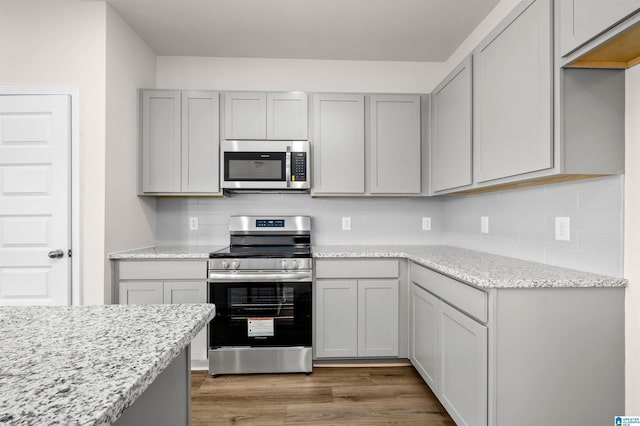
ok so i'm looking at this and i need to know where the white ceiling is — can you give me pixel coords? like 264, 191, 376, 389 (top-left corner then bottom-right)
105, 0, 501, 62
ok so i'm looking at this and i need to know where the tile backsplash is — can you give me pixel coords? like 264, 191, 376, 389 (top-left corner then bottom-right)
444, 175, 624, 276
155, 175, 624, 277
156, 194, 447, 246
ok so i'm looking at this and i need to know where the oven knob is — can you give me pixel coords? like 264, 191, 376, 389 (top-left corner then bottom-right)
231, 260, 240, 269
290, 260, 299, 269
281, 260, 289, 270
222, 260, 230, 269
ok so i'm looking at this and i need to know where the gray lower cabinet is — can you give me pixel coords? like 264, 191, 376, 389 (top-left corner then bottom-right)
409, 261, 623, 426
410, 270, 488, 426
223, 91, 308, 140
439, 302, 487, 426
116, 260, 208, 364
558, 0, 640, 57
430, 55, 473, 194
315, 259, 399, 358
140, 89, 220, 195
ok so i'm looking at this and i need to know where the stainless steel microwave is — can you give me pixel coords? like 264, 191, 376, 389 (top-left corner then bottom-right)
221, 140, 310, 191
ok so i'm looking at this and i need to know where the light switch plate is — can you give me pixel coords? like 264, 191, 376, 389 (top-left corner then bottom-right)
189, 216, 199, 231
342, 217, 352, 231
422, 217, 431, 231
481, 216, 489, 234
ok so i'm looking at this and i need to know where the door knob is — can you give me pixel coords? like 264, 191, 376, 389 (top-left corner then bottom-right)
48, 249, 64, 259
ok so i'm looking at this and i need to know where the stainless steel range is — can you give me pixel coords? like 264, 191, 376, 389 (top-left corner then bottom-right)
207, 216, 312, 376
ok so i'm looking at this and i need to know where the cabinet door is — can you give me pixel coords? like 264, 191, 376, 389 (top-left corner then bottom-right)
559, 0, 640, 56
440, 303, 488, 426
474, 0, 552, 183
411, 284, 440, 392
141, 90, 181, 193
312, 94, 365, 194
164, 281, 208, 362
119, 281, 164, 305
358, 280, 399, 357
267, 93, 308, 140
181, 91, 220, 193
369, 95, 421, 194
431, 56, 473, 193
315, 279, 358, 357
224, 92, 267, 140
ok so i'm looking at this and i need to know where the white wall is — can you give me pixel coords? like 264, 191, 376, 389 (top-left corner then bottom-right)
625, 65, 640, 414
104, 5, 157, 302
0, 0, 107, 304
157, 56, 443, 93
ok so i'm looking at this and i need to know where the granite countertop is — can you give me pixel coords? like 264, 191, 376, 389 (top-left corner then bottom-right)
109, 244, 626, 289
108, 245, 226, 260
0, 303, 215, 426
313, 245, 627, 289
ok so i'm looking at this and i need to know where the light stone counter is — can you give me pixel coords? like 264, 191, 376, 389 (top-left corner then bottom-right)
0, 303, 215, 425
313, 245, 626, 288
108, 244, 626, 289
108, 245, 226, 260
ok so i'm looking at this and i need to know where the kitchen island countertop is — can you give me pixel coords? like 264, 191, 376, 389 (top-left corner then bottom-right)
0, 303, 215, 425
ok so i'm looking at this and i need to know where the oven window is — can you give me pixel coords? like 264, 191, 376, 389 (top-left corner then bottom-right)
209, 281, 311, 347
225, 152, 286, 181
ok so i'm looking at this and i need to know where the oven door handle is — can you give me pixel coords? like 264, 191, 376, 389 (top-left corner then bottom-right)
207, 271, 312, 282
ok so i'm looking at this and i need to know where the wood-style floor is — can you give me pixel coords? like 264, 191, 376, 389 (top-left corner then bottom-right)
191, 366, 455, 425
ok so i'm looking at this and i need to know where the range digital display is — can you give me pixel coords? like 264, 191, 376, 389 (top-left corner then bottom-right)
256, 219, 285, 228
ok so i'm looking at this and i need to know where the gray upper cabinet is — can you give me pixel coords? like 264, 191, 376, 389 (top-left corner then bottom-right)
430, 56, 473, 194
267, 93, 308, 140
312, 93, 422, 196
181, 91, 220, 192
224, 91, 307, 140
559, 0, 640, 57
312, 94, 366, 194
369, 95, 421, 194
474, 0, 553, 184
140, 89, 220, 195
141, 90, 181, 193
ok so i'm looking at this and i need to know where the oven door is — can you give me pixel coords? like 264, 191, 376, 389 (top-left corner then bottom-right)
208, 280, 311, 347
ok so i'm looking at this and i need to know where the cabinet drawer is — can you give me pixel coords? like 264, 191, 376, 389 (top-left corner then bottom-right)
315, 259, 399, 279
410, 262, 487, 322
118, 260, 206, 280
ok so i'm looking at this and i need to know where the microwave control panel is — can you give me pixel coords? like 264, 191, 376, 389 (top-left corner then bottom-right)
291, 152, 307, 182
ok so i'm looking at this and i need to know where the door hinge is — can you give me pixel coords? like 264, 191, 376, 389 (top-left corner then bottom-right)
68, 249, 72, 258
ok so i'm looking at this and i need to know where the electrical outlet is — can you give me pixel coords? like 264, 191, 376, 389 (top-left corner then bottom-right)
342, 217, 351, 231
555, 217, 570, 241
189, 216, 199, 231
422, 217, 431, 231
481, 216, 489, 234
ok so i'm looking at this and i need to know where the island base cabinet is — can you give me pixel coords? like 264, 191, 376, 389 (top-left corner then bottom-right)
114, 347, 190, 426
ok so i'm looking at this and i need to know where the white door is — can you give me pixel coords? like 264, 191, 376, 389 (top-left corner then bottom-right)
0, 95, 71, 305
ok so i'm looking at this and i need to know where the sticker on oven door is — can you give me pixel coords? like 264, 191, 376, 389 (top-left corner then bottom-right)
247, 318, 274, 337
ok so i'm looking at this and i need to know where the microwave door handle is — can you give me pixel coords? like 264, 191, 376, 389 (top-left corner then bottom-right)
285, 147, 291, 188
